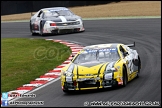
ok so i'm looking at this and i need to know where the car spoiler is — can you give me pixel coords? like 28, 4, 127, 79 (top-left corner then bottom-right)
126, 42, 135, 47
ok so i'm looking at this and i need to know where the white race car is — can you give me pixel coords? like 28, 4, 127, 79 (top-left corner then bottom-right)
30, 7, 85, 36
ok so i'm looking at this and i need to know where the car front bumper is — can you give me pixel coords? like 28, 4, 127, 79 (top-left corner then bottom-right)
62, 78, 119, 91
43, 24, 84, 34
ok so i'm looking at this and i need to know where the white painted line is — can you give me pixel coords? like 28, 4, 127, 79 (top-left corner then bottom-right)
8, 90, 30, 94
63, 60, 71, 64
53, 68, 62, 70
70, 47, 84, 50
59, 64, 67, 66
66, 44, 79, 46
9, 77, 61, 102
63, 43, 77, 45
35, 78, 54, 81
53, 40, 63, 42
71, 49, 83, 51
71, 49, 81, 52
45, 39, 53, 41
71, 48, 82, 50
70, 46, 84, 48
23, 84, 42, 87
63, 60, 71, 62
72, 52, 78, 54
68, 57, 73, 59
45, 72, 61, 76
59, 41, 69, 44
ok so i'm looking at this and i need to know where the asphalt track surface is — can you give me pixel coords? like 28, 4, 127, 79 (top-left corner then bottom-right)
1, 18, 161, 107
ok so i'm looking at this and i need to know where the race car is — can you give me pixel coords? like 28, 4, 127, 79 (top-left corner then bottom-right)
29, 7, 85, 36
61, 42, 141, 93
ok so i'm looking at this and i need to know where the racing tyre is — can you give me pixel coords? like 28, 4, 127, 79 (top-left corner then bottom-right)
31, 32, 37, 36
63, 90, 72, 94
30, 23, 37, 36
122, 66, 128, 87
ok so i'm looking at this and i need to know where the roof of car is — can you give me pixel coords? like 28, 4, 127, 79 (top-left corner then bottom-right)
41, 7, 68, 11
83, 43, 121, 50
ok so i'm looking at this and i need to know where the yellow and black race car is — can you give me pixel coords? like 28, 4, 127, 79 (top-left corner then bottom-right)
61, 42, 141, 93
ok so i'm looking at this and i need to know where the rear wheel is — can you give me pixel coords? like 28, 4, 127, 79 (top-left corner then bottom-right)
63, 90, 68, 93
122, 66, 128, 87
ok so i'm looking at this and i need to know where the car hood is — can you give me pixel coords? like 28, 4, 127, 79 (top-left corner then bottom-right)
69, 61, 116, 76
44, 15, 80, 22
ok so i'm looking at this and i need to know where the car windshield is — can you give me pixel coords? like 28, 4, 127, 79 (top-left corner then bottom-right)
44, 10, 74, 18
73, 48, 120, 64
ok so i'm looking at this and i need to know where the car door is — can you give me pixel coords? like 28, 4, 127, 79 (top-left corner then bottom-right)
32, 10, 43, 31
120, 45, 134, 75
124, 45, 139, 72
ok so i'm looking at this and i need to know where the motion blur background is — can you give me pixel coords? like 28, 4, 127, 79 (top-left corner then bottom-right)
1, 1, 120, 15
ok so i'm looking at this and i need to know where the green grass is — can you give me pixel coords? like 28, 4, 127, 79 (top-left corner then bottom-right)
1, 38, 71, 93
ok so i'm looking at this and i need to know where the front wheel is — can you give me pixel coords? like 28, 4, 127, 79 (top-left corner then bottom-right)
63, 90, 68, 93
30, 22, 37, 36
63, 90, 72, 94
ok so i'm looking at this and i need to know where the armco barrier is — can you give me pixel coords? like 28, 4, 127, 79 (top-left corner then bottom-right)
1, 39, 84, 102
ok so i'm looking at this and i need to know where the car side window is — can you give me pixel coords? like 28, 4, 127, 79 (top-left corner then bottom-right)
37, 11, 43, 17
123, 45, 130, 52
120, 45, 127, 58
40, 12, 44, 18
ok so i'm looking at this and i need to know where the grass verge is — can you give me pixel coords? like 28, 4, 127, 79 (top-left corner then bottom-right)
1, 38, 71, 93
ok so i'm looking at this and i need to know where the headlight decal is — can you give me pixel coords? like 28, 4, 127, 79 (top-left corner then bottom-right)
65, 64, 75, 82
66, 76, 72, 82
103, 62, 116, 80
104, 73, 113, 80
67, 63, 75, 72
105, 61, 116, 71
104, 71, 114, 81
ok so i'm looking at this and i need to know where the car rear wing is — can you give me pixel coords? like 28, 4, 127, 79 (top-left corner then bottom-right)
126, 42, 135, 47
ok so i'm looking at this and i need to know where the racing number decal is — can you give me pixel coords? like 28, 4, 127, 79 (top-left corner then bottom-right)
126, 55, 134, 74
128, 60, 134, 74
122, 45, 134, 74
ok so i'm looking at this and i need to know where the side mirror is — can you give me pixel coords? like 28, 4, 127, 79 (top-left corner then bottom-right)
71, 54, 75, 57
71, 54, 75, 61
